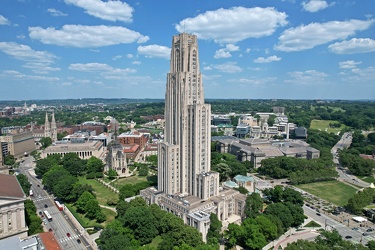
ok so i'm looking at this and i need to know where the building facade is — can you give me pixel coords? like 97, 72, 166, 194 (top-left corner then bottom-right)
0, 131, 36, 159
141, 33, 245, 241
0, 174, 28, 240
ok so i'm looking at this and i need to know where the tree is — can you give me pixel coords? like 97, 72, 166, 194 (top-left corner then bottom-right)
245, 192, 263, 218
62, 153, 86, 176
24, 200, 43, 235
16, 174, 31, 194
4, 154, 16, 166
121, 206, 158, 245
39, 137, 52, 148
76, 191, 95, 213
206, 213, 222, 245
85, 199, 102, 220
86, 156, 104, 174
138, 164, 149, 176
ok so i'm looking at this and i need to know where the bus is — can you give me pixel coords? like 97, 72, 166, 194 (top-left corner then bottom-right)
55, 200, 64, 211
43, 210, 52, 222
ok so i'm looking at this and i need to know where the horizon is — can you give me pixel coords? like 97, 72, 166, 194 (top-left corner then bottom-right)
0, 0, 374, 100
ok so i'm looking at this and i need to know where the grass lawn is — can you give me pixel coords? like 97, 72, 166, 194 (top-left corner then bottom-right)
111, 175, 148, 188
146, 235, 163, 248
66, 204, 116, 227
359, 176, 375, 184
310, 119, 346, 134
78, 177, 118, 206
296, 180, 357, 206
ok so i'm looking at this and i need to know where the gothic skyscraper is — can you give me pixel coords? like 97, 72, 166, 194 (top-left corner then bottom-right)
141, 34, 246, 241
158, 33, 219, 200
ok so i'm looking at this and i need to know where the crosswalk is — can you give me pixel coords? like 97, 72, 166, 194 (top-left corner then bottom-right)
32, 196, 54, 202
59, 233, 83, 243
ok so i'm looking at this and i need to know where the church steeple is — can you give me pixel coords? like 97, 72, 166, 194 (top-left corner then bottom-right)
44, 112, 51, 138
51, 112, 57, 142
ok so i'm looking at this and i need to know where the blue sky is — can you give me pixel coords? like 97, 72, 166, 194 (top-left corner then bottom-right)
0, 0, 374, 100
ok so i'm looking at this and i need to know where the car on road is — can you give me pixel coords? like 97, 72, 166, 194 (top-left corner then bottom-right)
67, 233, 71, 237
49, 228, 52, 232
44, 204, 48, 208
363, 232, 369, 236
316, 213, 321, 216
37, 184, 40, 187
38, 211, 42, 215
367, 228, 374, 232
352, 227, 359, 230
345, 235, 352, 239
77, 239, 81, 244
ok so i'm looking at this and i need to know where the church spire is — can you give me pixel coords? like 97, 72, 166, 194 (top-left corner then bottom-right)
44, 112, 51, 138
51, 112, 57, 142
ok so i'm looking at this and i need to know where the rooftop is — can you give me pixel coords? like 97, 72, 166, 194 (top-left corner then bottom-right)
0, 174, 25, 198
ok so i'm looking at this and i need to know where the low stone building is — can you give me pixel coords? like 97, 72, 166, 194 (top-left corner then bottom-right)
0, 174, 28, 240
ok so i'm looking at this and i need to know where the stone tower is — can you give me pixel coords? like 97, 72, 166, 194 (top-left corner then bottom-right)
158, 33, 219, 200
44, 112, 51, 138
51, 112, 57, 142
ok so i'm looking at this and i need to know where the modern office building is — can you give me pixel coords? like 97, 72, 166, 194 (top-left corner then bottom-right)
141, 33, 246, 241
0, 131, 36, 159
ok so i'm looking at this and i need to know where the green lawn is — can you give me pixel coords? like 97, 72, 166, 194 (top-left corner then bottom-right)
111, 175, 148, 188
78, 177, 118, 206
296, 180, 357, 206
310, 119, 346, 134
66, 204, 116, 228
359, 176, 375, 184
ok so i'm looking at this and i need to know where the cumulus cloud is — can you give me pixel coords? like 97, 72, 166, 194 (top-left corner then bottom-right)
329, 38, 375, 54
64, 0, 133, 22
137, 45, 170, 59
214, 44, 240, 59
211, 62, 243, 73
69, 62, 136, 79
229, 77, 277, 85
302, 0, 329, 12
275, 19, 374, 52
0, 42, 59, 74
254, 55, 281, 63
339, 60, 362, 69
285, 70, 328, 84
176, 7, 288, 43
47, 8, 68, 17
0, 70, 59, 81
0, 15, 10, 25
29, 25, 149, 48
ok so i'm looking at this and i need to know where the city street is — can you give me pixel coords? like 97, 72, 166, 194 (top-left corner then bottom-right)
19, 156, 94, 250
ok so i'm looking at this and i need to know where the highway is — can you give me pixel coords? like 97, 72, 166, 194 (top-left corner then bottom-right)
19, 156, 94, 250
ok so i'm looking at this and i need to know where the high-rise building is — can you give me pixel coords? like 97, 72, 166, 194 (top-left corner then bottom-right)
141, 33, 246, 241
158, 33, 219, 199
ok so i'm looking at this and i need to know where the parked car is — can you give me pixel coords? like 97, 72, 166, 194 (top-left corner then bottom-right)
345, 235, 352, 239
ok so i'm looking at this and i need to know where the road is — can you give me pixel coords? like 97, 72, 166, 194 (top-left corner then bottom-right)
19, 156, 94, 250
332, 132, 370, 188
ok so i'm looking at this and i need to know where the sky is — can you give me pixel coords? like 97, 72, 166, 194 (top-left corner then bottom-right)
0, 0, 374, 101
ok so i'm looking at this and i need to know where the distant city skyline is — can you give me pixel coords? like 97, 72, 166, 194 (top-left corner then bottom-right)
0, 0, 374, 100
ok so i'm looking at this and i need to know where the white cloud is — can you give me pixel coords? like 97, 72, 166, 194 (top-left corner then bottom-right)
64, 0, 133, 22
176, 7, 288, 43
69, 62, 136, 79
211, 62, 243, 73
229, 77, 277, 85
0, 70, 59, 81
341, 66, 375, 83
329, 38, 375, 54
214, 44, 240, 59
29, 25, 149, 48
112, 55, 122, 60
47, 8, 68, 17
0, 15, 10, 25
127, 54, 134, 58
302, 0, 329, 12
254, 55, 281, 63
214, 49, 231, 59
0, 42, 56, 63
132, 61, 141, 65
285, 70, 328, 84
69, 63, 113, 72
137, 45, 170, 59
339, 60, 362, 69
275, 19, 374, 52
245, 48, 251, 53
